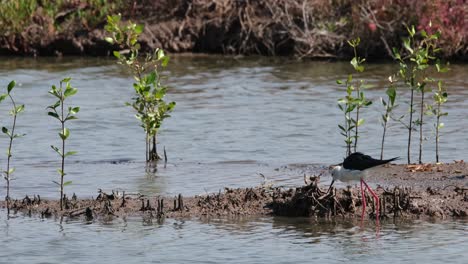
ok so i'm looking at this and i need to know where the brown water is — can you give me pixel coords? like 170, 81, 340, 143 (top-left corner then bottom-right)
0, 56, 467, 263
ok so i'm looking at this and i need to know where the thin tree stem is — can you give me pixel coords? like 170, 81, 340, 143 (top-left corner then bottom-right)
60, 93, 65, 211
146, 134, 149, 162
380, 117, 387, 160
408, 87, 414, 164
346, 106, 350, 156
354, 107, 359, 153
418, 91, 424, 164
153, 134, 157, 159
436, 104, 441, 163
5, 94, 17, 215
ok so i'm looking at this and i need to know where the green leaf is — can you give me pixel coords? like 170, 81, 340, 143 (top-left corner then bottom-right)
105, 37, 114, 44
135, 24, 144, 34
438, 123, 445, 129
59, 128, 70, 140
61, 77, 71, 83
2, 127, 8, 134
0, 93, 7, 103
381, 98, 387, 106
51, 145, 63, 156
113, 50, 121, 58
47, 100, 61, 110
168, 101, 176, 110
336, 80, 343, 85
7, 80, 15, 93
63, 181, 73, 186
146, 72, 156, 84
48, 112, 60, 120
157, 49, 165, 60
65, 116, 78, 121
15, 104, 25, 114
409, 25, 416, 36
402, 38, 413, 54
64, 87, 78, 98
350, 57, 359, 70
357, 119, 365, 126
161, 55, 170, 67
64, 151, 77, 157
420, 29, 427, 38
57, 169, 66, 176
386, 87, 396, 104
7, 168, 15, 174
69, 106, 80, 115
13, 133, 26, 139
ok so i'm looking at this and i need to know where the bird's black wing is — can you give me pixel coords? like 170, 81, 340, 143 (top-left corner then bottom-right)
343, 152, 398, 170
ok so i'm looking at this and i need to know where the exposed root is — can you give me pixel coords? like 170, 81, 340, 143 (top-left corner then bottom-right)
2, 177, 466, 221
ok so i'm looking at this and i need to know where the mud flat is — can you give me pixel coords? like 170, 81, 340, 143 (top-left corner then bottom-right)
1, 162, 466, 221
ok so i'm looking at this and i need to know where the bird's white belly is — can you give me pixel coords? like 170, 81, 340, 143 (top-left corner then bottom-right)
335, 169, 368, 183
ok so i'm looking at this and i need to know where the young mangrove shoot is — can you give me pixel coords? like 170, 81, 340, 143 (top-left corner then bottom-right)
337, 38, 371, 156
105, 14, 175, 163
337, 75, 356, 157
47, 78, 79, 210
380, 76, 397, 159
0, 80, 25, 215
432, 62, 449, 162
348, 38, 372, 153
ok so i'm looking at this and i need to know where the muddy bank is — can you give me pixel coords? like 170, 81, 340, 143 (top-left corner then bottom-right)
2, 163, 466, 221
0, 0, 467, 60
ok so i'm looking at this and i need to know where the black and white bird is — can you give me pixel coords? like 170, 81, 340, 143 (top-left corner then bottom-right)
330, 152, 398, 219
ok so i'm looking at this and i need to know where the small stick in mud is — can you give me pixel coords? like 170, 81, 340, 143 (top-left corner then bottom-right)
178, 194, 184, 211
394, 187, 400, 217
331, 188, 337, 216
120, 191, 126, 208
145, 200, 152, 210
85, 207, 93, 221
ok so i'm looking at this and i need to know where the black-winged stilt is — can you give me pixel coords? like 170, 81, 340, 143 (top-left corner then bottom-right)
330, 152, 398, 219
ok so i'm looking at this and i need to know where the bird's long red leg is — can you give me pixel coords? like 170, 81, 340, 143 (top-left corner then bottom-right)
362, 180, 379, 222
360, 178, 366, 219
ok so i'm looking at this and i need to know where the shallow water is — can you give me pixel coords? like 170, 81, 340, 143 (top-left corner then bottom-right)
0, 56, 467, 198
0, 212, 466, 264
0, 56, 467, 263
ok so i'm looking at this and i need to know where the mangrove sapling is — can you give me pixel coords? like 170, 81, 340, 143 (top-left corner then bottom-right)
393, 25, 441, 164
380, 76, 397, 160
432, 62, 449, 162
47, 78, 79, 210
337, 38, 371, 156
348, 38, 372, 153
105, 14, 175, 163
0, 80, 25, 215
433, 81, 448, 163
337, 75, 356, 157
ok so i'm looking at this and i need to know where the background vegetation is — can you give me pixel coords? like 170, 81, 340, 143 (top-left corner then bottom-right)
0, 0, 466, 60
